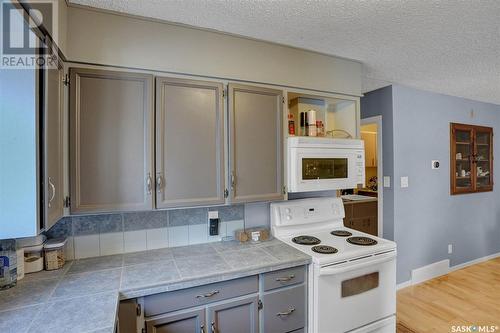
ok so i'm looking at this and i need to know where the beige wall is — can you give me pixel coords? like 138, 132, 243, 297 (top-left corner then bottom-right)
66, 6, 362, 96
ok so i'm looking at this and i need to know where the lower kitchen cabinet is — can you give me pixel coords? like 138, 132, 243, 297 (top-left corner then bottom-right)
208, 296, 259, 333
343, 200, 378, 236
262, 285, 305, 333
120, 266, 307, 333
146, 308, 205, 333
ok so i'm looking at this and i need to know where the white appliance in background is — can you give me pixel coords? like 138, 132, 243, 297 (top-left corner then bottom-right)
287, 137, 365, 192
271, 197, 397, 333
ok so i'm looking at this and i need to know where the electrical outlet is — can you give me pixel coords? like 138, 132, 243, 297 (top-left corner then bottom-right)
400, 176, 409, 188
448, 244, 453, 254
383, 176, 391, 188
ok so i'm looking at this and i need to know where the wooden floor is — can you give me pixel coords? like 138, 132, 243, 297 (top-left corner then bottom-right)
397, 257, 500, 333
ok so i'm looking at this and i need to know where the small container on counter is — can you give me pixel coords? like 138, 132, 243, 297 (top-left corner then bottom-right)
0, 239, 17, 290
44, 238, 67, 271
299, 112, 307, 136
17, 235, 46, 274
16, 248, 24, 280
288, 113, 295, 136
235, 227, 271, 243
307, 109, 317, 137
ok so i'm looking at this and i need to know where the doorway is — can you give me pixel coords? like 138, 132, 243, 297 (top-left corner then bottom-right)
360, 116, 383, 237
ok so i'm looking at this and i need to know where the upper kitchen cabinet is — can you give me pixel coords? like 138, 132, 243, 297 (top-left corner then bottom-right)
287, 93, 360, 139
228, 84, 284, 203
450, 123, 493, 195
155, 77, 225, 208
69, 68, 154, 214
44, 63, 64, 229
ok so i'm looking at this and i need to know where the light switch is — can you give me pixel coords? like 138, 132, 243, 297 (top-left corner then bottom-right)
401, 176, 409, 188
383, 176, 391, 188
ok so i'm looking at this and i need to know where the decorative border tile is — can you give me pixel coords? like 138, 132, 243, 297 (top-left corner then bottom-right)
168, 207, 207, 226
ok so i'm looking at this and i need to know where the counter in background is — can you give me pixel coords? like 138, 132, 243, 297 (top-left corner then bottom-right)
342, 196, 378, 236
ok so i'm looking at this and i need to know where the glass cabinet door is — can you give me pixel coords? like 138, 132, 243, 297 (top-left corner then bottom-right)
474, 129, 493, 190
452, 127, 474, 192
451, 123, 493, 194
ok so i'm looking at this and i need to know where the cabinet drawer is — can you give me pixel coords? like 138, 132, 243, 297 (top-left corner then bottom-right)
144, 275, 258, 317
262, 285, 306, 333
262, 266, 305, 291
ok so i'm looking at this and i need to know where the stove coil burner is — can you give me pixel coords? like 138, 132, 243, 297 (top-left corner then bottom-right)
292, 235, 321, 245
330, 230, 353, 237
346, 236, 378, 246
311, 245, 338, 254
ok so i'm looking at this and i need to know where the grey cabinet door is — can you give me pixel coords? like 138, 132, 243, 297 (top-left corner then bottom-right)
146, 308, 205, 333
44, 65, 64, 229
155, 77, 225, 208
262, 285, 305, 333
69, 68, 154, 213
207, 296, 259, 333
228, 84, 284, 203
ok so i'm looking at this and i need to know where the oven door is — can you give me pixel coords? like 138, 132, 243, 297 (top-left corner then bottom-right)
313, 252, 396, 333
288, 147, 364, 192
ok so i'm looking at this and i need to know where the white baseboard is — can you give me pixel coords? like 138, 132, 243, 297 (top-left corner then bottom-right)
396, 280, 411, 290
450, 251, 500, 272
398, 252, 500, 290
411, 259, 450, 285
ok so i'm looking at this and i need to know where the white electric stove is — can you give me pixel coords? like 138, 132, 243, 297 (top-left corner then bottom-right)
271, 197, 397, 333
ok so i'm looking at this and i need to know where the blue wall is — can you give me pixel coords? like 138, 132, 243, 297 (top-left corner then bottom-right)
362, 84, 500, 283
361, 86, 395, 241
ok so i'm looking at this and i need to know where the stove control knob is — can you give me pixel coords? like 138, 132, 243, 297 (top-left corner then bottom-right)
286, 215, 292, 220
285, 208, 291, 214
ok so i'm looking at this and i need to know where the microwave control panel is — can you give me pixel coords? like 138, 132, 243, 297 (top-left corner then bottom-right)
355, 150, 365, 185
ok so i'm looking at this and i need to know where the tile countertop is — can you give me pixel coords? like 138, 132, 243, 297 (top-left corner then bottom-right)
0, 239, 311, 333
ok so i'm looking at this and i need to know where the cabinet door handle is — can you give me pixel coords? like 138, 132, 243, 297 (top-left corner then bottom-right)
211, 321, 216, 333
156, 174, 164, 193
200, 324, 205, 333
276, 307, 295, 317
146, 173, 152, 194
195, 290, 219, 298
230, 172, 236, 190
48, 177, 55, 208
275, 274, 295, 282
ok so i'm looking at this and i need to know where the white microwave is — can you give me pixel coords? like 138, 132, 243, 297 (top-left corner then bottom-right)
287, 137, 365, 192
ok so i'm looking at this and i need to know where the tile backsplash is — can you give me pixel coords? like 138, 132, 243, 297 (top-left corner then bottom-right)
45, 203, 269, 260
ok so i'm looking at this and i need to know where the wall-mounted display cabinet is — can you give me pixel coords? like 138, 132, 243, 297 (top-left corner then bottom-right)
450, 123, 493, 195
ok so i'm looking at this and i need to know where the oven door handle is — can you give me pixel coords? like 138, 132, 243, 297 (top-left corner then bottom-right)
319, 252, 396, 276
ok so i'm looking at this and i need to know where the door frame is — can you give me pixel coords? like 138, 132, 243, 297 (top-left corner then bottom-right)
361, 116, 383, 237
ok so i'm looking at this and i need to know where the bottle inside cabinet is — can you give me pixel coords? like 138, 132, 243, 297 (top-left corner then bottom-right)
288, 93, 358, 139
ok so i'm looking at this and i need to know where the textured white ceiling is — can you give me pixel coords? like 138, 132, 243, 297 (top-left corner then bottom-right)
69, 0, 500, 104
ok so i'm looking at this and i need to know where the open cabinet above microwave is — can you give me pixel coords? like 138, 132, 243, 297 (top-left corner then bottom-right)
287, 137, 365, 193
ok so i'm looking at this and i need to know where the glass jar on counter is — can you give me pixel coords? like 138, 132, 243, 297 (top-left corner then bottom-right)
0, 239, 17, 290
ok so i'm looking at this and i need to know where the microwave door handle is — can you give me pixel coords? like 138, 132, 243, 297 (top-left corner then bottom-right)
319, 252, 396, 276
